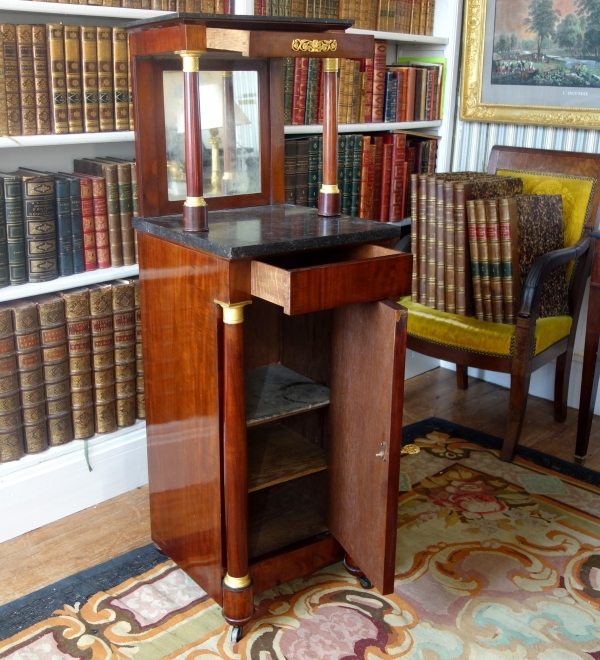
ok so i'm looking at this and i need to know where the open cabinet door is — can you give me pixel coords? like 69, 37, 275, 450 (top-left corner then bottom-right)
328, 300, 407, 594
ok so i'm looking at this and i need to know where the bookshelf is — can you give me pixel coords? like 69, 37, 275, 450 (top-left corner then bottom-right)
0, 0, 460, 542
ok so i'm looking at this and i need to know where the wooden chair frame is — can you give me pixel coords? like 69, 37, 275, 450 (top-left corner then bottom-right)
399, 146, 600, 462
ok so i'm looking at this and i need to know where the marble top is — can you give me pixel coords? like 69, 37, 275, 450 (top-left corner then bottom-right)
132, 204, 404, 259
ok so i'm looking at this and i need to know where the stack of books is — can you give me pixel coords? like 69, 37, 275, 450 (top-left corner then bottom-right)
0, 24, 133, 137
0, 157, 139, 287
285, 131, 438, 221
255, 0, 436, 35
26, 0, 229, 10
285, 43, 444, 126
0, 279, 145, 464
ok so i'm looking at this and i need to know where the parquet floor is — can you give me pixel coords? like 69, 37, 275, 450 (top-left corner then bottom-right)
1, 366, 599, 607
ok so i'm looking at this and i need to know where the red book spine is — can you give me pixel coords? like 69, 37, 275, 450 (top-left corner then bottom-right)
379, 142, 393, 222
291, 58, 308, 125
389, 133, 406, 221
400, 161, 408, 222
316, 59, 324, 124
400, 68, 408, 122
358, 136, 372, 219
78, 177, 98, 271
371, 40, 386, 123
89, 177, 111, 269
364, 57, 373, 123
367, 144, 376, 218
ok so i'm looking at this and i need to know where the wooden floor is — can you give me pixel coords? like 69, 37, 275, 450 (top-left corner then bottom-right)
2, 366, 600, 608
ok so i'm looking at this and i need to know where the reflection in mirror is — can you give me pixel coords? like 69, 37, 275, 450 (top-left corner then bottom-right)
163, 70, 260, 201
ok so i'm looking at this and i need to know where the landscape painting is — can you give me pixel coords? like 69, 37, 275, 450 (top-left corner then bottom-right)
491, 0, 600, 88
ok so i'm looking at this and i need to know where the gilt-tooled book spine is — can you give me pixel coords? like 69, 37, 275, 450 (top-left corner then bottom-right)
130, 161, 139, 263
336, 134, 346, 202
304, 58, 318, 126
425, 0, 435, 35
379, 142, 393, 223
283, 58, 294, 125
453, 183, 469, 316
434, 178, 445, 311
307, 135, 320, 209
424, 175, 437, 307
498, 197, 519, 324
97, 27, 114, 132
89, 176, 112, 268
46, 24, 68, 135
32, 25, 51, 135
410, 174, 418, 302
34, 294, 73, 446
358, 135, 372, 219
112, 280, 136, 427
80, 26, 99, 133
291, 58, 308, 126
0, 307, 24, 463
53, 175, 74, 277
350, 134, 362, 217
88, 283, 117, 435
127, 37, 134, 131
443, 182, 455, 313
417, 174, 427, 303
12, 301, 47, 454
364, 57, 373, 123
295, 139, 309, 207
337, 59, 347, 124
61, 287, 94, 439
0, 183, 9, 289
371, 40, 386, 123
114, 162, 135, 265
112, 28, 129, 131
341, 134, 354, 216
64, 175, 84, 274
284, 140, 297, 204
383, 71, 396, 123
67, 174, 97, 271
16, 25, 36, 136
465, 199, 484, 321
389, 133, 406, 222
0, 33, 8, 137
317, 136, 323, 192
484, 199, 504, 324
357, 69, 367, 124
1, 25, 22, 136
350, 60, 360, 124
0, 175, 26, 285
474, 199, 493, 322
63, 26, 83, 134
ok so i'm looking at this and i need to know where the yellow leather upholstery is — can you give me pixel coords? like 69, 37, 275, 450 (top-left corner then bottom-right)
399, 296, 572, 358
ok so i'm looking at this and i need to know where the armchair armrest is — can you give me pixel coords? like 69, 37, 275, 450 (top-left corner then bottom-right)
518, 233, 590, 318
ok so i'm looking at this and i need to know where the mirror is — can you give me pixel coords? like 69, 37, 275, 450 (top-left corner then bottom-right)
163, 70, 260, 202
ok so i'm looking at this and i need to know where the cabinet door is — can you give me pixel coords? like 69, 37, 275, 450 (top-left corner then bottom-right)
328, 300, 407, 594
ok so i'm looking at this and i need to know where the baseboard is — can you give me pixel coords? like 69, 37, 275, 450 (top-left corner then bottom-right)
0, 422, 148, 544
405, 350, 440, 379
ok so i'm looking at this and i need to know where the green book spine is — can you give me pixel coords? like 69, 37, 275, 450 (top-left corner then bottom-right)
317, 136, 323, 189
0, 175, 26, 285
351, 134, 363, 217
0, 179, 8, 288
307, 135, 320, 209
342, 134, 354, 216
283, 58, 294, 125
337, 135, 346, 200
304, 59, 318, 126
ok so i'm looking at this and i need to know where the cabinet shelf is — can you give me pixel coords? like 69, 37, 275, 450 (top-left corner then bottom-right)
346, 27, 448, 45
284, 120, 442, 135
246, 364, 330, 427
0, 0, 162, 19
0, 131, 135, 149
248, 422, 327, 492
0, 265, 139, 302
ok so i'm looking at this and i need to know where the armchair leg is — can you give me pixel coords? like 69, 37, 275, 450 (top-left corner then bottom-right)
554, 350, 572, 423
502, 367, 532, 462
456, 364, 468, 390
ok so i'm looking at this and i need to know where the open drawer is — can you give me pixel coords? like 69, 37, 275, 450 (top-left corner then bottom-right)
251, 244, 412, 315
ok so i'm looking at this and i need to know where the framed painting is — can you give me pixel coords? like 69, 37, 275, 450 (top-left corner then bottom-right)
460, 0, 600, 127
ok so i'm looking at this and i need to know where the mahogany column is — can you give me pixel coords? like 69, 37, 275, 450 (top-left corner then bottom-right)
318, 57, 340, 217
177, 50, 208, 232
215, 299, 254, 632
222, 71, 236, 196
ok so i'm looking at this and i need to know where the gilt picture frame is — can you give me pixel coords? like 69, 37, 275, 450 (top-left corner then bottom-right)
460, 0, 600, 128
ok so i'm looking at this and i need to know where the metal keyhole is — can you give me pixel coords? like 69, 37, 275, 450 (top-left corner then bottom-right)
375, 441, 386, 461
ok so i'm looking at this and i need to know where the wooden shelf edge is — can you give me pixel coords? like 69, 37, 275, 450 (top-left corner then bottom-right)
0, 131, 135, 149
284, 120, 442, 135
0, 264, 139, 302
346, 27, 449, 44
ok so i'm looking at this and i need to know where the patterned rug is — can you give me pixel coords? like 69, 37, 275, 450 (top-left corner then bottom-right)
3, 417, 600, 659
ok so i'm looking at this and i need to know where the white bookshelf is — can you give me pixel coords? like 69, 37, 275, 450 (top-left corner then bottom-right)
284, 120, 442, 135
347, 27, 448, 45
0, 130, 135, 149
0, 0, 162, 19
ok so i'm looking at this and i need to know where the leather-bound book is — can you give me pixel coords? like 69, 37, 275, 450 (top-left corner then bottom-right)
46, 24, 68, 135
417, 173, 427, 303
404, 64, 416, 122
425, 0, 435, 35
0, 181, 9, 289
363, 57, 373, 123
337, 59, 348, 123
69, 172, 108, 269
357, 66, 367, 124
79, 26, 99, 133
383, 71, 397, 123
1, 25, 21, 136
466, 199, 484, 320
434, 177, 445, 310
350, 60, 360, 124
410, 173, 419, 301
498, 197, 519, 324
61, 287, 94, 439
34, 294, 73, 446
88, 284, 117, 434
389, 133, 406, 222
425, 175, 437, 307
371, 40, 386, 123
128, 277, 144, 419
112, 280, 136, 427
295, 139, 310, 207
307, 135, 320, 209
337, 134, 346, 200
0, 173, 26, 285
12, 301, 47, 454
60, 174, 84, 274
304, 58, 318, 126
379, 141, 393, 223
341, 134, 354, 215
112, 28, 129, 131
284, 140, 297, 204
0, 305, 24, 463
291, 57, 308, 125
127, 36, 133, 131
474, 199, 493, 322
0, 31, 7, 137
96, 27, 114, 132
283, 58, 294, 124
130, 161, 139, 263
16, 25, 36, 136
443, 182, 455, 313
32, 25, 51, 135
358, 136, 372, 219
63, 26, 83, 134
484, 199, 505, 323
112, 161, 135, 264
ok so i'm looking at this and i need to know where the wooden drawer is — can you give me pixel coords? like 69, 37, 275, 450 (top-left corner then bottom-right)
251, 244, 412, 315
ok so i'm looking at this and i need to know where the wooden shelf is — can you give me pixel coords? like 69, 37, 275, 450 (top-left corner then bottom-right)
246, 364, 330, 427
284, 120, 442, 135
0, 131, 135, 149
248, 479, 328, 560
248, 422, 327, 492
0, 264, 139, 302
346, 27, 449, 45
0, 0, 162, 19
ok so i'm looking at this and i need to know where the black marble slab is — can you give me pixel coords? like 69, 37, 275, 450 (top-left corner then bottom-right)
132, 204, 403, 259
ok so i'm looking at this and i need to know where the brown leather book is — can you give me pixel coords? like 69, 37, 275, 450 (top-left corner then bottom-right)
127, 36, 134, 131
31, 25, 51, 135
434, 177, 445, 311
97, 27, 113, 133
291, 57, 308, 126
484, 199, 505, 323
425, 175, 437, 307
80, 26, 100, 133
89, 283, 117, 435
128, 277, 144, 419
63, 25, 83, 134
64, 173, 96, 270
358, 135, 373, 219
0, 32, 7, 137
112, 28, 129, 131
98, 159, 135, 265
34, 294, 73, 446
371, 40, 386, 123
410, 174, 419, 302
16, 25, 36, 136
389, 133, 406, 222
0, 305, 24, 463
474, 200, 493, 322
409, 0, 421, 34
112, 280, 136, 427
1, 25, 21, 136
443, 182, 456, 313
46, 24, 68, 135
417, 173, 427, 303
371, 136, 384, 221
466, 199, 484, 320
61, 287, 94, 439
498, 197, 520, 324
379, 142, 393, 223
404, 66, 416, 122
425, 0, 435, 35
12, 301, 47, 454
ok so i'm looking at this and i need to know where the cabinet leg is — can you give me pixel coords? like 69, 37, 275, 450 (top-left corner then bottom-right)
344, 553, 372, 589
223, 579, 254, 630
